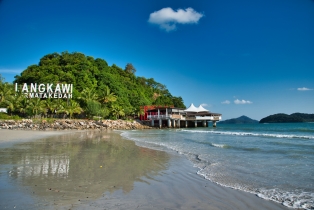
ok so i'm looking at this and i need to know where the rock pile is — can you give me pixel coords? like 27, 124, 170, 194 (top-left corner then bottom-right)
0, 119, 152, 131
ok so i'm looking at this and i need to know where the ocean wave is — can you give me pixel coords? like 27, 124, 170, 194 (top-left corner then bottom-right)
180, 129, 314, 140
120, 131, 191, 155
211, 143, 230, 149
197, 167, 314, 210
121, 130, 313, 209
257, 188, 314, 210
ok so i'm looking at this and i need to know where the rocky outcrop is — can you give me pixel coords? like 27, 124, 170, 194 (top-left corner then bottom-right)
0, 119, 152, 131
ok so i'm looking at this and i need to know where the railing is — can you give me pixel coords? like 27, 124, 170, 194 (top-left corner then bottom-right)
147, 115, 221, 121
171, 114, 182, 119
147, 114, 184, 119
186, 116, 221, 121
195, 116, 214, 120
213, 116, 221, 120
147, 115, 167, 119
186, 116, 196, 120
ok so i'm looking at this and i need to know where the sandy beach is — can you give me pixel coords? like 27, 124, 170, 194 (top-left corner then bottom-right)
0, 129, 290, 210
0, 129, 74, 146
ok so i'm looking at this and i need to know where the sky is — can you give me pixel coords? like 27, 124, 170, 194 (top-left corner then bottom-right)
0, 0, 313, 120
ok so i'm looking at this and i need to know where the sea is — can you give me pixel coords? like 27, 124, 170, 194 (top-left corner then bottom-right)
120, 123, 314, 210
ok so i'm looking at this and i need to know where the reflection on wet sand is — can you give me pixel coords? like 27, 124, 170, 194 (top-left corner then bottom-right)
0, 131, 169, 209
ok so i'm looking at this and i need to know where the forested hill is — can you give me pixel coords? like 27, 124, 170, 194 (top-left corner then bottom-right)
218, 115, 258, 124
10, 51, 185, 118
259, 113, 314, 123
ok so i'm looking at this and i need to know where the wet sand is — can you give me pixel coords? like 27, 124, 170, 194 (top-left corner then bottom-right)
0, 129, 74, 147
77, 151, 290, 210
0, 129, 290, 210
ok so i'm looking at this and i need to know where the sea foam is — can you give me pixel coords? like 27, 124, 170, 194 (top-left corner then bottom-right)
181, 129, 314, 140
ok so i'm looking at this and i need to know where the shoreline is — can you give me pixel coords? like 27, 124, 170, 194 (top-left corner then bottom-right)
0, 119, 152, 131
0, 129, 76, 147
0, 129, 290, 210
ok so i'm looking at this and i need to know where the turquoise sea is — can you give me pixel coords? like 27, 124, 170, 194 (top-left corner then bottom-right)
121, 123, 314, 209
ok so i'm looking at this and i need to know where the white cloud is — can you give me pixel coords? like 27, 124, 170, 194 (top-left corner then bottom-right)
0, 69, 22, 74
200, 103, 209, 107
297, 87, 313, 91
148, 7, 204, 32
221, 100, 230, 104
234, 99, 252, 104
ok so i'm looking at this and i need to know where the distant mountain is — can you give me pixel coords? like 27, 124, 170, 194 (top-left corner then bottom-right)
259, 113, 314, 123
218, 115, 258, 124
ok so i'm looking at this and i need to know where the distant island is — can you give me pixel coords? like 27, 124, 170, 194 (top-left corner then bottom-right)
259, 113, 314, 123
218, 115, 258, 124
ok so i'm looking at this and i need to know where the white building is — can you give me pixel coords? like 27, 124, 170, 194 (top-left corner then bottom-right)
146, 103, 222, 128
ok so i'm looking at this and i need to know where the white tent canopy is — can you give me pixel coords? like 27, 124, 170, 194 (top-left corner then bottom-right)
197, 105, 209, 112
184, 103, 198, 112
184, 103, 209, 113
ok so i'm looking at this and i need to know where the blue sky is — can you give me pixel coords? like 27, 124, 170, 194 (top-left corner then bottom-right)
0, 0, 313, 120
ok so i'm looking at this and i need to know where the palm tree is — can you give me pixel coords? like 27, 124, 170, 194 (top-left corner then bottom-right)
29, 98, 44, 118
18, 96, 30, 117
100, 85, 117, 104
110, 104, 125, 119
0, 83, 13, 105
136, 107, 145, 118
117, 108, 125, 119
53, 99, 65, 118
42, 98, 55, 118
6, 90, 24, 115
79, 87, 99, 103
61, 100, 83, 119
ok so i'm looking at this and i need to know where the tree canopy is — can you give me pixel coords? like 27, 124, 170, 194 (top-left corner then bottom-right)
0, 51, 185, 119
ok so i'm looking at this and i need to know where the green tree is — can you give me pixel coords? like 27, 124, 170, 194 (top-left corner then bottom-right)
53, 99, 65, 118
29, 98, 45, 118
172, 96, 186, 108
125, 63, 136, 74
0, 83, 13, 105
100, 85, 117, 104
61, 100, 83, 119
79, 87, 99, 104
18, 96, 30, 118
0, 74, 5, 84
6, 90, 25, 116
12, 51, 186, 118
85, 100, 101, 119
42, 98, 56, 118
110, 104, 125, 119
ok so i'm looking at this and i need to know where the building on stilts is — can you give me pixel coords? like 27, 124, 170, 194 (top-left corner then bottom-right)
140, 103, 222, 128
